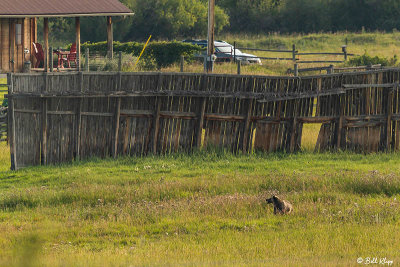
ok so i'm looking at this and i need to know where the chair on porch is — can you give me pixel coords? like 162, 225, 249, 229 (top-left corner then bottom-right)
60, 43, 77, 68
32, 43, 44, 68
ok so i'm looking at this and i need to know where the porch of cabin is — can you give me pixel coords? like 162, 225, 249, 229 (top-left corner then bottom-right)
0, 0, 132, 74
2, 16, 115, 73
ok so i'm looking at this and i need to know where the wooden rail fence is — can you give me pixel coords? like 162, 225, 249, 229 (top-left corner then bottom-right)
6, 69, 400, 169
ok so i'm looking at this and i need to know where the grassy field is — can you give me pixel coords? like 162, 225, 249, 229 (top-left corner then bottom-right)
162, 32, 400, 76
0, 150, 399, 266
1, 34, 400, 266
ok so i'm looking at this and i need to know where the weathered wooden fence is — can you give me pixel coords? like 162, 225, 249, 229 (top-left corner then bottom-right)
6, 69, 400, 169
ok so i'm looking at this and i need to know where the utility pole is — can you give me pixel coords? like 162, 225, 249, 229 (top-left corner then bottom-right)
206, 0, 215, 73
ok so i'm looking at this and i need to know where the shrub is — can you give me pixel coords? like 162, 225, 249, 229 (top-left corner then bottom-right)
79, 41, 202, 68
348, 52, 398, 67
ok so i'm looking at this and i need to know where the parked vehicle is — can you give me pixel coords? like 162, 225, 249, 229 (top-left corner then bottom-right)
183, 40, 262, 65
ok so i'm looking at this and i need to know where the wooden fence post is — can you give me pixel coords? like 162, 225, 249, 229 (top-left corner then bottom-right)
112, 97, 121, 158
85, 48, 89, 72
336, 95, 345, 150
44, 72, 49, 92
327, 65, 334, 74
293, 44, 298, 76
79, 72, 83, 92
118, 51, 122, 72
57, 47, 60, 71
41, 98, 48, 165
152, 98, 162, 154
49, 46, 53, 72
233, 41, 236, 63
292, 44, 297, 61
43, 18, 49, 72
41, 73, 49, 165
294, 63, 299, 76
195, 97, 207, 149
180, 56, 184, 72
76, 17, 81, 71
387, 88, 394, 151
7, 73, 17, 170
75, 72, 84, 161
241, 99, 253, 153
237, 60, 241, 75
289, 100, 298, 153
342, 45, 348, 61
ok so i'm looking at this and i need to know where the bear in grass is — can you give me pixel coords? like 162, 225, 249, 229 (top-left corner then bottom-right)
266, 195, 293, 215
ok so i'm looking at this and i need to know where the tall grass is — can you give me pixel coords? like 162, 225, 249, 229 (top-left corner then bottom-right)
0, 152, 399, 266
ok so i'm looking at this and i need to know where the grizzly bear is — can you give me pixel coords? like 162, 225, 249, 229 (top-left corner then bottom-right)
266, 195, 293, 215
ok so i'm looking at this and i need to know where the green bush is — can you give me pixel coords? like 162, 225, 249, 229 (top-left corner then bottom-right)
348, 52, 398, 67
79, 41, 202, 68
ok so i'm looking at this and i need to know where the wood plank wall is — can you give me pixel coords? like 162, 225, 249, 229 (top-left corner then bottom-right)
8, 70, 400, 169
1, 19, 10, 72
0, 18, 32, 73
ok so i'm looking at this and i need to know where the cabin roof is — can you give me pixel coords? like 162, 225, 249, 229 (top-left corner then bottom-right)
0, 0, 133, 17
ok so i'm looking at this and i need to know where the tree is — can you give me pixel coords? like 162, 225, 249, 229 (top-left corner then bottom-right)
126, 0, 229, 40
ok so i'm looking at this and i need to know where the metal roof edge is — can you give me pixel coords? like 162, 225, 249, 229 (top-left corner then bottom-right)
0, 12, 134, 18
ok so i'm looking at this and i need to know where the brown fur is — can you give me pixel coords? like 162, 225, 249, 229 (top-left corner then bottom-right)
266, 195, 293, 215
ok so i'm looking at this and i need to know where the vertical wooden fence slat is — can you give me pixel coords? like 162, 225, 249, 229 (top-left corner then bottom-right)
112, 97, 121, 158
152, 97, 162, 154
289, 100, 298, 153
75, 99, 82, 161
195, 97, 207, 148
241, 98, 253, 153
41, 73, 49, 165
41, 98, 48, 165
8, 73, 17, 170
44, 72, 49, 92
75, 72, 84, 161
336, 95, 344, 150
79, 72, 83, 92
387, 88, 393, 151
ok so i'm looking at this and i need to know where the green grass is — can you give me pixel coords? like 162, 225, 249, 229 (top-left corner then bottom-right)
0, 151, 399, 266
163, 32, 400, 76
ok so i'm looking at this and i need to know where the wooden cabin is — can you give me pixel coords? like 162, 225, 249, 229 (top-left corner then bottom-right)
0, 0, 133, 73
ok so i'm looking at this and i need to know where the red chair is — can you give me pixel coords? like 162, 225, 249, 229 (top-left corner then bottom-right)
60, 43, 77, 68
32, 43, 44, 68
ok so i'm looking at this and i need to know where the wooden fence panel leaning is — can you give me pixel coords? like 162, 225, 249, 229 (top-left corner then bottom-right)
6, 69, 400, 169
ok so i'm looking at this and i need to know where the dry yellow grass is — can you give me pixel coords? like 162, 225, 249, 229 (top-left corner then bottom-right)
301, 124, 322, 152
